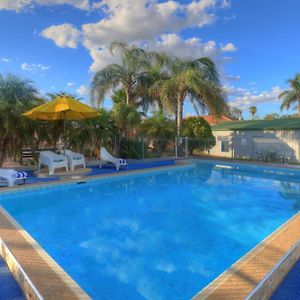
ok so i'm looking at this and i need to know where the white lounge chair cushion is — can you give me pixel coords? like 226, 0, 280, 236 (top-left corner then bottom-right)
118, 159, 127, 165
15, 171, 27, 179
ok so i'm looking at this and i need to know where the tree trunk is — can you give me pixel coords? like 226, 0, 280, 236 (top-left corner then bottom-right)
0, 137, 9, 166
125, 87, 130, 105
177, 98, 183, 136
298, 99, 300, 116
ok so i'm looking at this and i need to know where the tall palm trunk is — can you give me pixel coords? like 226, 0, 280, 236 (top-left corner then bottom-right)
298, 99, 300, 116
177, 97, 183, 136
0, 137, 9, 166
125, 86, 131, 105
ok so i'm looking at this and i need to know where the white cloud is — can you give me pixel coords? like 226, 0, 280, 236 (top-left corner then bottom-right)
76, 85, 89, 96
227, 85, 282, 107
82, 0, 218, 51
221, 43, 238, 52
88, 34, 238, 72
36, 0, 90, 11
21, 62, 51, 72
39, 0, 237, 72
0, 0, 32, 12
67, 82, 75, 87
41, 24, 81, 49
1, 58, 12, 63
225, 74, 241, 81
150, 34, 223, 59
0, 0, 92, 11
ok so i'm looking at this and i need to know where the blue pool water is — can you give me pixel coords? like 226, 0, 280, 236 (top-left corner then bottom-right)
0, 160, 300, 299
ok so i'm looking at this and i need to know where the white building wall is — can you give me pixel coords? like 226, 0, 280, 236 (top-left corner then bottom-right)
209, 130, 300, 162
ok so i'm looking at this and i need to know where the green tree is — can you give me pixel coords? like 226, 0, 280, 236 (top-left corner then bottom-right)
90, 41, 149, 106
141, 112, 175, 155
264, 113, 280, 120
112, 102, 141, 138
249, 106, 257, 119
182, 117, 216, 153
112, 102, 141, 156
227, 106, 243, 120
157, 57, 226, 135
0, 74, 40, 165
46, 91, 82, 100
67, 109, 117, 157
279, 73, 300, 115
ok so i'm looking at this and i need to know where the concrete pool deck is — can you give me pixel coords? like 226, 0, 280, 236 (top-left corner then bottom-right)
0, 159, 299, 299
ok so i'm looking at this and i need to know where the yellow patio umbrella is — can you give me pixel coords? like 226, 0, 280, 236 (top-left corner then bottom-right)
22, 94, 99, 150
23, 95, 99, 121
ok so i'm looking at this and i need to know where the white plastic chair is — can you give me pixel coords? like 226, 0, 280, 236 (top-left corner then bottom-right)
100, 147, 128, 170
0, 169, 27, 187
38, 151, 68, 175
63, 150, 86, 171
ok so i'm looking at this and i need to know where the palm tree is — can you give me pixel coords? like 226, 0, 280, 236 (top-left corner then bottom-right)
156, 57, 226, 135
249, 106, 257, 119
112, 102, 141, 155
47, 91, 82, 101
68, 109, 117, 156
90, 41, 149, 107
141, 111, 175, 155
113, 102, 141, 138
0, 74, 39, 165
279, 73, 300, 115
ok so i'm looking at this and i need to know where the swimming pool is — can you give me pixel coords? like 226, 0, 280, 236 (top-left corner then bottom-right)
0, 160, 299, 299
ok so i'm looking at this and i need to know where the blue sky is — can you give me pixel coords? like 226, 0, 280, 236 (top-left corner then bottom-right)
0, 0, 299, 119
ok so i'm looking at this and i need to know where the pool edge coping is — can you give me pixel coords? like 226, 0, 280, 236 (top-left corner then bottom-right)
0, 162, 193, 196
192, 211, 300, 300
0, 206, 90, 299
0, 237, 43, 300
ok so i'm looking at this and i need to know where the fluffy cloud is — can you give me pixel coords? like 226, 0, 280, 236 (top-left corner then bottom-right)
226, 85, 282, 107
151, 34, 228, 59
41, 24, 81, 48
21, 62, 51, 72
0, 0, 31, 12
84, 0, 236, 71
1, 58, 12, 63
0, 0, 92, 11
36, 0, 90, 11
221, 42, 238, 52
67, 82, 75, 87
82, 0, 218, 50
76, 85, 89, 96
39, 0, 237, 71
88, 34, 237, 72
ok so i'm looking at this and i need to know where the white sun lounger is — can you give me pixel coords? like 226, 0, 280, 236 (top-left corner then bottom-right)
38, 151, 68, 175
100, 147, 128, 170
63, 150, 86, 171
0, 169, 27, 187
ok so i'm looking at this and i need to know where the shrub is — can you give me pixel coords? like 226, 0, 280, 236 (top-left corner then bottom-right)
119, 138, 144, 159
182, 117, 216, 153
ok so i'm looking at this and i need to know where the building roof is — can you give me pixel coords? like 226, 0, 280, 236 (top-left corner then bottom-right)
212, 118, 300, 131
189, 115, 236, 125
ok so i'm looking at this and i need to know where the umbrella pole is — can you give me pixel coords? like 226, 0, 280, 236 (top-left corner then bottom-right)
63, 117, 66, 155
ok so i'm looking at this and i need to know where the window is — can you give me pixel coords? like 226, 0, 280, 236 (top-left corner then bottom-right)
221, 140, 230, 152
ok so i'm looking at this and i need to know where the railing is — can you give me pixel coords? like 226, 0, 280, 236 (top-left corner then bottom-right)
3, 133, 300, 168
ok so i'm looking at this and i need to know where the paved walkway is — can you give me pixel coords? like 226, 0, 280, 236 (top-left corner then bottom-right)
271, 259, 300, 300
0, 256, 24, 300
